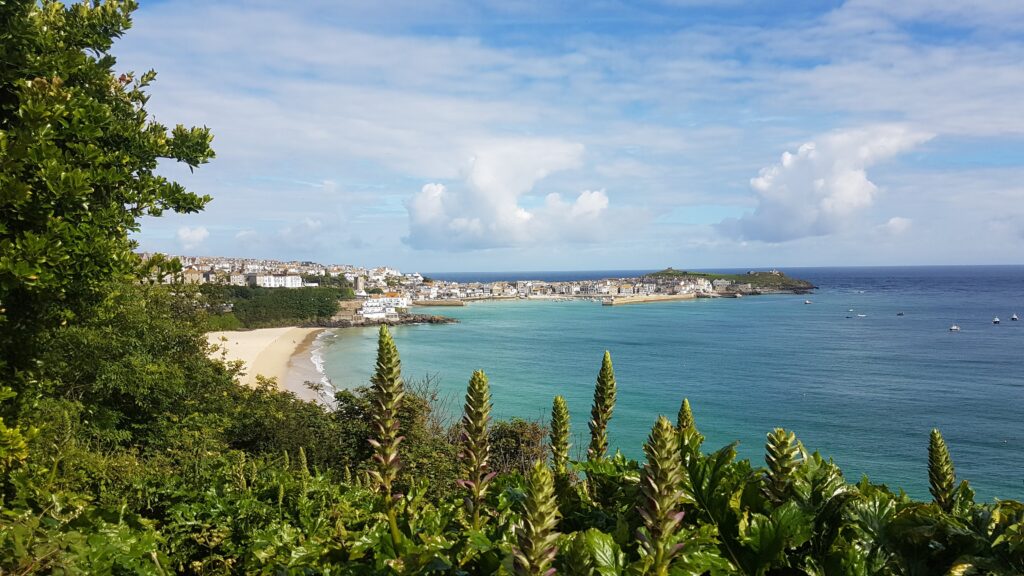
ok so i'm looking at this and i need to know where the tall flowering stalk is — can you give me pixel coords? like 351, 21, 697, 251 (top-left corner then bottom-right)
587, 351, 616, 462
676, 398, 695, 432
513, 461, 561, 576
550, 395, 572, 497
637, 416, 686, 576
459, 370, 494, 530
676, 398, 703, 464
763, 428, 801, 505
550, 396, 570, 475
368, 325, 405, 548
929, 428, 956, 512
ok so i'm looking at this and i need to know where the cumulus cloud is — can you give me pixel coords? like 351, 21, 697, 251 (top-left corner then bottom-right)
718, 126, 933, 242
404, 138, 623, 250
881, 216, 912, 235
177, 226, 209, 250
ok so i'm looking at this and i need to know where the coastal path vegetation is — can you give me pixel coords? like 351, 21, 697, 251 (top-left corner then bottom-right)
0, 1, 1022, 573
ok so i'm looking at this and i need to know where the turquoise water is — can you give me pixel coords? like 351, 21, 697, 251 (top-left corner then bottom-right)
317, 266, 1024, 501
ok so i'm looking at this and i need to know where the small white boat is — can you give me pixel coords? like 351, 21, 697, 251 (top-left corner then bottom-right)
804, 300, 812, 304
1012, 313, 1019, 321
949, 324, 961, 332
993, 317, 1000, 324
857, 314, 867, 318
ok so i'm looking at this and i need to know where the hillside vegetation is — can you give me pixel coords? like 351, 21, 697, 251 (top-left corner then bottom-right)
200, 285, 349, 330
648, 268, 817, 291
1, 2, 1021, 574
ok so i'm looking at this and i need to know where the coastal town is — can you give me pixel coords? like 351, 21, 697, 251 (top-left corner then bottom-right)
145, 253, 815, 322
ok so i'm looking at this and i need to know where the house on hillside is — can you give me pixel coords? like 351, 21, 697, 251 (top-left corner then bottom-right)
246, 274, 303, 288
358, 296, 411, 321
182, 268, 205, 284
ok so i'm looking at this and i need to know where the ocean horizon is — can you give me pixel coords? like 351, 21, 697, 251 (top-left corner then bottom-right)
315, 265, 1024, 501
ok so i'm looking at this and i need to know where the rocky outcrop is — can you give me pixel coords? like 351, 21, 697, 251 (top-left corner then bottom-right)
304, 314, 457, 328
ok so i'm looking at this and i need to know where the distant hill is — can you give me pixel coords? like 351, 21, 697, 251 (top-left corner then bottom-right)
647, 267, 816, 291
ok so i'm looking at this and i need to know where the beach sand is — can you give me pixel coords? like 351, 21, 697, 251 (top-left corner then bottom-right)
207, 327, 327, 402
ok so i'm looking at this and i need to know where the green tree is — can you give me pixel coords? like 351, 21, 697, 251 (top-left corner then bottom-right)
0, 0, 213, 467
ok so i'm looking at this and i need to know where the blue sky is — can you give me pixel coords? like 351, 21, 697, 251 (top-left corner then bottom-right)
120, 0, 1024, 271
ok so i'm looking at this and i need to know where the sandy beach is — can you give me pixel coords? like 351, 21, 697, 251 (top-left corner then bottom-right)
601, 293, 698, 305
207, 327, 327, 402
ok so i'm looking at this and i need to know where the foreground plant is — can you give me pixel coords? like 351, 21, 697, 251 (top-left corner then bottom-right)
676, 398, 704, 464
588, 351, 616, 462
550, 396, 570, 476
763, 427, 801, 505
928, 428, 956, 512
368, 325, 405, 547
459, 369, 495, 530
513, 461, 561, 576
637, 416, 686, 576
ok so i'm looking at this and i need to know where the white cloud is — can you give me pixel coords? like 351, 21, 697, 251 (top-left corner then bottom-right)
120, 2, 1024, 267
176, 226, 209, 250
719, 126, 933, 242
405, 138, 625, 250
881, 216, 912, 235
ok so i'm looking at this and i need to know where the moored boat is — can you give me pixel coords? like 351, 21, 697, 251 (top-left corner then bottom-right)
949, 324, 961, 332
1012, 313, 1019, 321
993, 317, 1000, 324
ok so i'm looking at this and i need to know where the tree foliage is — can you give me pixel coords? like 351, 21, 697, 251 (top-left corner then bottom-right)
200, 285, 343, 328
0, 0, 213, 467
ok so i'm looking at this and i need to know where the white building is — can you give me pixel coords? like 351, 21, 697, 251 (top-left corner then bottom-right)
359, 296, 411, 320
246, 273, 303, 289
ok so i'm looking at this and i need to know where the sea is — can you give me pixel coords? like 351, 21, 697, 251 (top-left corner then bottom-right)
311, 266, 1024, 501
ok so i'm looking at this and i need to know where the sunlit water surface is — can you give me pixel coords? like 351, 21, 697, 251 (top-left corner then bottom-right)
315, 266, 1024, 501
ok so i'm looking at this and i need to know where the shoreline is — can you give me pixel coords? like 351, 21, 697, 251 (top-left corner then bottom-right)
601, 293, 698, 305
207, 327, 327, 401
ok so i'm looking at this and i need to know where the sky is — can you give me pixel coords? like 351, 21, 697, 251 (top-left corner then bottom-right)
118, 0, 1024, 271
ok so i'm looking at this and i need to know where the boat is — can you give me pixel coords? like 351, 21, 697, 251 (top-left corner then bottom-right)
897, 311, 905, 316
993, 317, 1000, 324
1012, 313, 1019, 321
857, 314, 867, 318
804, 300, 812, 304
949, 324, 961, 332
